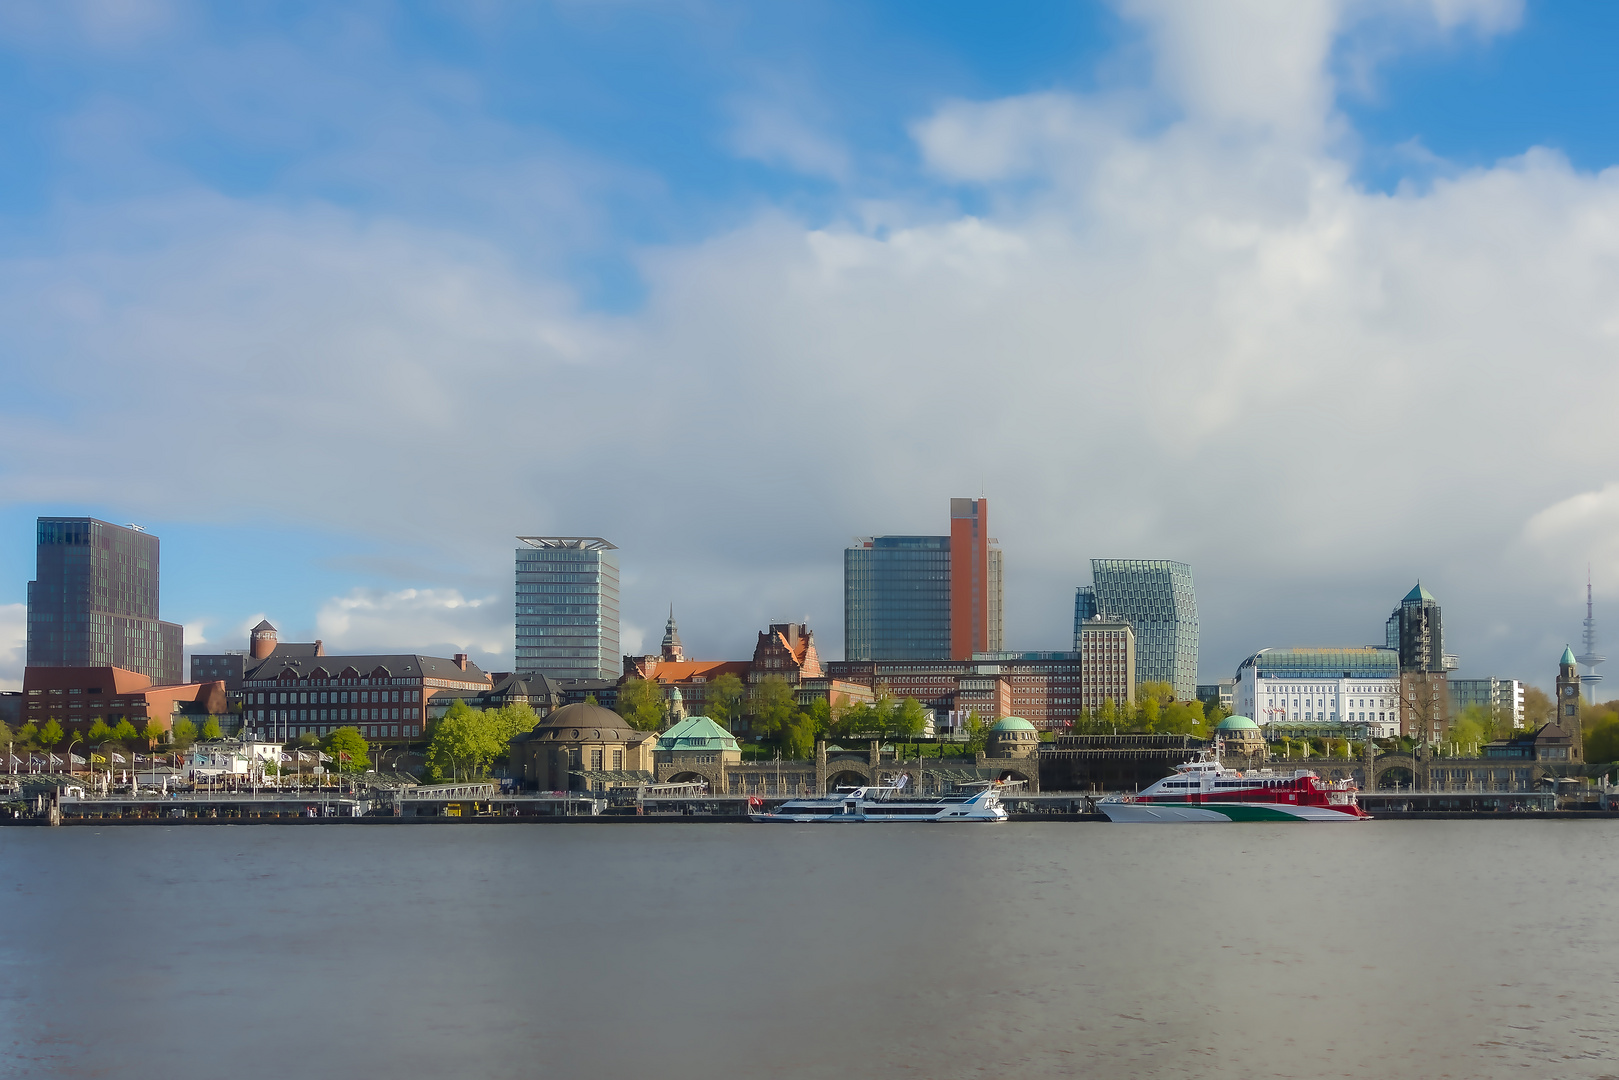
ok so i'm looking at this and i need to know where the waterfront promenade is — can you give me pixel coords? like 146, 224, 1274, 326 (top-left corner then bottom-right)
5, 784, 1612, 824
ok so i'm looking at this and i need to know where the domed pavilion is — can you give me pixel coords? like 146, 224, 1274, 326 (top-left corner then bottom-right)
508, 701, 657, 792
1214, 714, 1264, 755
987, 716, 1039, 758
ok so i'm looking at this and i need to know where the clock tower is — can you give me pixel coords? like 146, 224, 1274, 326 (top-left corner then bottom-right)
1555, 645, 1584, 762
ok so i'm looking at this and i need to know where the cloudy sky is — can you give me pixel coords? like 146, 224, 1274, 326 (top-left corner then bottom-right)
2, 0, 1618, 694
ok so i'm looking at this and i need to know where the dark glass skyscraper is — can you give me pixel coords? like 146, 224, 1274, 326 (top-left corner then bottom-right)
1082, 559, 1199, 701
514, 537, 620, 681
27, 517, 183, 685
1386, 583, 1444, 672
845, 499, 1003, 662
845, 535, 952, 660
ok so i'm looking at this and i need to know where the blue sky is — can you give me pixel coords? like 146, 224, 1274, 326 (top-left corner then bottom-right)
4, 0, 1619, 693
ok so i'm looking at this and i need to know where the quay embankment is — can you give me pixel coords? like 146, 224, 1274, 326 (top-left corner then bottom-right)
5, 784, 1618, 825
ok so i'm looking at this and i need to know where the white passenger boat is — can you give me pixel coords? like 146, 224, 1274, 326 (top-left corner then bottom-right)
750, 778, 1012, 822
1098, 753, 1368, 822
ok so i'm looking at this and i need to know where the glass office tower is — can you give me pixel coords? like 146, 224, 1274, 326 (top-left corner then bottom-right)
27, 517, 184, 684
845, 536, 952, 661
514, 537, 620, 681
1087, 559, 1199, 701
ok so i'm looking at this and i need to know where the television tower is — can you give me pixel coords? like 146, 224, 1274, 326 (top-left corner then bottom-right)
1578, 566, 1605, 704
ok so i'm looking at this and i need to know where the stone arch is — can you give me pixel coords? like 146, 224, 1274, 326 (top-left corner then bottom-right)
666, 771, 707, 785
825, 768, 870, 791
1376, 766, 1415, 789
1372, 752, 1418, 790
995, 768, 1033, 784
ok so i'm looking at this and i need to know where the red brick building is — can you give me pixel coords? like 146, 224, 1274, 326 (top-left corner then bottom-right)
826, 652, 1082, 731
22, 666, 228, 734
237, 621, 491, 745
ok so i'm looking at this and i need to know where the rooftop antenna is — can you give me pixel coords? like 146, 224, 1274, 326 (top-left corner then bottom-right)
1578, 564, 1605, 703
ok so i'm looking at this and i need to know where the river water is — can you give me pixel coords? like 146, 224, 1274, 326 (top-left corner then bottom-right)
2, 821, 1617, 1079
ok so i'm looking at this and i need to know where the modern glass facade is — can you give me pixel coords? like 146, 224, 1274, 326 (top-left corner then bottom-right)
845, 536, 951, 661
27, 517, 183, 685
1387, 584, 1444, 672
1087, 559, 1199, 701
1072, 586, 1097, 643
1243, 648, 1400, 680
514, 537, 620, 681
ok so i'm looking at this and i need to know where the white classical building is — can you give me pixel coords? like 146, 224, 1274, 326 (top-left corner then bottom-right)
1234, 647, 1403, 739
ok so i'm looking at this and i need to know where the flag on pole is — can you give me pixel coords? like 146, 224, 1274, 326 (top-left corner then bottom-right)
71, 754, 86, 765
49, 753, 64, 766
112, 753, 126, 764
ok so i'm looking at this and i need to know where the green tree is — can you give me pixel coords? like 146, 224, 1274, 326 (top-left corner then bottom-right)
111, 719, 138, 743
200, 716, 223, 741
170, 717, 197, 748
837, 701, 874, 739
489, 701, 541, 746
749, 675, 798, 740
295, 730, 319, 748
780, 712, 817, 760
1586, 713, 1619, 764
1448, 705, 1492, 756
38, 718, 64, 749
141, 720, 165, 749
616, 677, 666, 731
801, 696, 832, 742
424, 701, 500, 781
1522, 686, 1555, 730
1095, 698, 1119, 733
584, 693, 598, 705
964, 710, 988, 755
1156, 698, 1204, 736
322, 727, 371, 774
707, 672, 745, 728
17, 722, 39, 747
894, 697, 928, 740
0, 720, 11, 746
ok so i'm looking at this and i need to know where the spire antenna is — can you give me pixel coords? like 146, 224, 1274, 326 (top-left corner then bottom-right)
1578, 564, 1605, 704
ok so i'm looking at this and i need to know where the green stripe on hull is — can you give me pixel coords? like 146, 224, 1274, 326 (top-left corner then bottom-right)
1199, 804, 1309, 822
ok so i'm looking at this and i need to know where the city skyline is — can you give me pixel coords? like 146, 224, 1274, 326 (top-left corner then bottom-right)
4, 5, 1619, 694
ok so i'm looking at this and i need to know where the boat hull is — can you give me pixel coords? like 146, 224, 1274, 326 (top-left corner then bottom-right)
1098, 801, 1364, 823
748, 812, 1007, 823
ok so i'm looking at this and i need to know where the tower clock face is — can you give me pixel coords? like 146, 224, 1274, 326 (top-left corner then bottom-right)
1565, 686, 1577, 697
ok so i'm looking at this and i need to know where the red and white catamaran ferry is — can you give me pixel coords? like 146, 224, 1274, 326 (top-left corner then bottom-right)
1098, 752, 1369, 822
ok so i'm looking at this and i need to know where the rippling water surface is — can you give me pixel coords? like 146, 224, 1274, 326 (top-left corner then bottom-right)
3, 821, 1618, 1079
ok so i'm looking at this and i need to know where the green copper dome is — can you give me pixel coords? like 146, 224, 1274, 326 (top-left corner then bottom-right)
656, 716, 739, 752
1215, 715, 1259, 730
989, 716, 1037, 732
1561, 645, 1578, 666
1403, 582, 1436, 604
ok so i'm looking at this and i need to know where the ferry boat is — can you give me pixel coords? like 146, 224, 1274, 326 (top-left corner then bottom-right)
1098, 753, 1368, 822
750, 778, 1012, 823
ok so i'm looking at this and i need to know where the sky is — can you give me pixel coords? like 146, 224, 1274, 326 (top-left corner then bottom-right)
3, 0, 1619, 695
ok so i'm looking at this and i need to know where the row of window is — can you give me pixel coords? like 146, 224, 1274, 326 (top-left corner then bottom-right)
271, 723, 418, 740
251, 689, 419, 706
255, 708, 408, 724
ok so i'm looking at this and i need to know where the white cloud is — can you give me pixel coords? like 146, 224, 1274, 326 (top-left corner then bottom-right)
0, 604, 23, 691
1523, 484, 1619, 597
314, 588, 507, 667
0, 0, 1606, 687
728, 97, 851, 181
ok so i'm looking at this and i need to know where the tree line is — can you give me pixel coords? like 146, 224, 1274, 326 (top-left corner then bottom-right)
1068, 681, 1226, 738
0, 715, 225, 756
